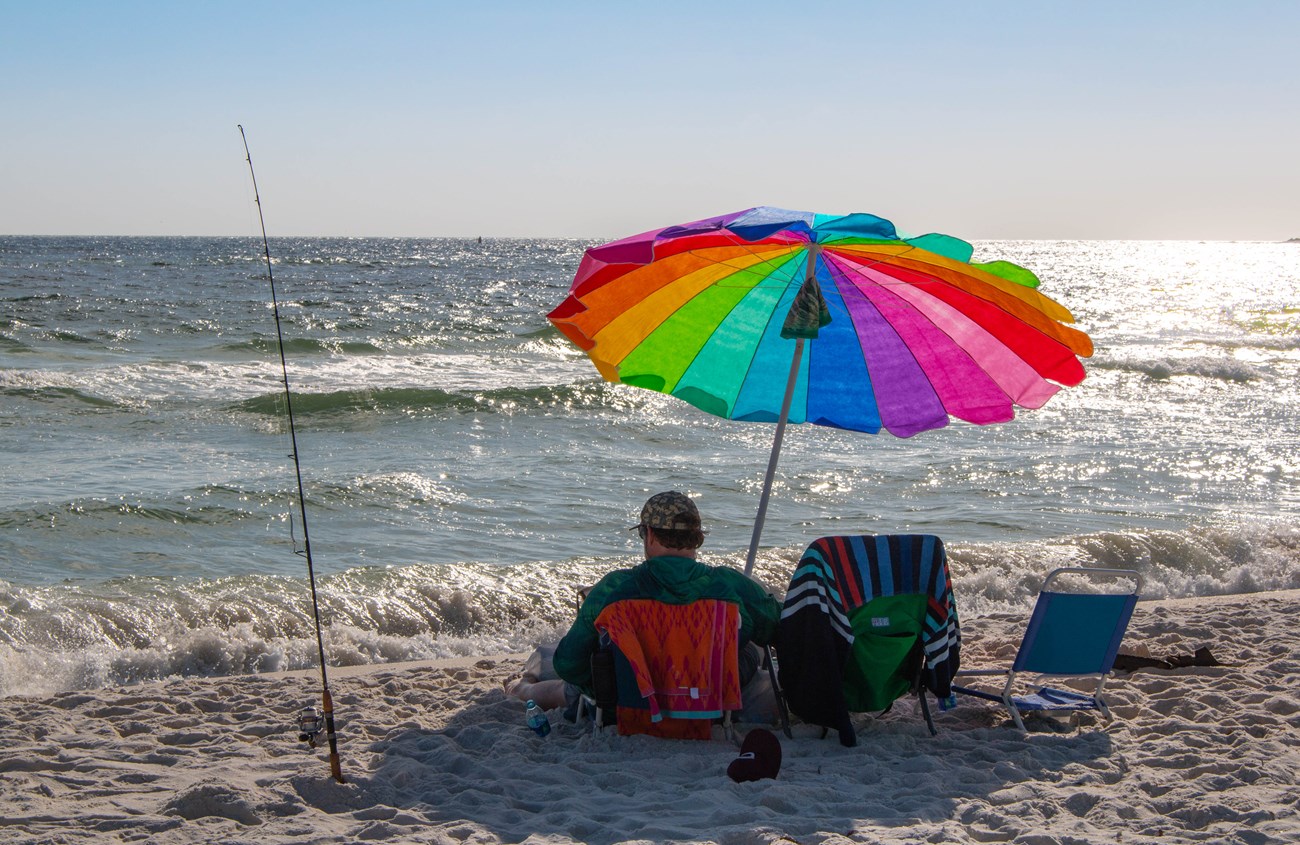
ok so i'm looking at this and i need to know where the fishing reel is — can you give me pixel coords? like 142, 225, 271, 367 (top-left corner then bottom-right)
297, 706, 324, 746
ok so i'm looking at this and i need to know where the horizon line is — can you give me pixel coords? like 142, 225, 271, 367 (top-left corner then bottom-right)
3, 232, 1297, 244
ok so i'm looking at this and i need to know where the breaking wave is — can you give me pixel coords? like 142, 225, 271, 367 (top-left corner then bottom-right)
1093, 355, 1265, 383
0, 493, 258, 532
0, 385, 123, 410
230, 382, 625, 420
221, 338, 388, 356
947, 520, 1300, 614
2, 520, 1295, 698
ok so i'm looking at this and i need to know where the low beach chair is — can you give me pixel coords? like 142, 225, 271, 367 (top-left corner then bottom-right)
589, 598, 742, 740
775, 535, 961, 746
951, 567, 1142, 730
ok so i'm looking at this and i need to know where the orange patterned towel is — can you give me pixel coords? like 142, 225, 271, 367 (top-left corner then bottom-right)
595, 599, 741, 737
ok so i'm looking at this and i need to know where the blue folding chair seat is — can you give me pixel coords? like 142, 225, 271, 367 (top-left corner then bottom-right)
952, 567, 1141, 730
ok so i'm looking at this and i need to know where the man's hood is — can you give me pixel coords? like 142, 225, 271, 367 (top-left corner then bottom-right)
636, 555, 711, 600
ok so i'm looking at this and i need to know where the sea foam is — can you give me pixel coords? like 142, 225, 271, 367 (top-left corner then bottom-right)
2, 520, 1296, 698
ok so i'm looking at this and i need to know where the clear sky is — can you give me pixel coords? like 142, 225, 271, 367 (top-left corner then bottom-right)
2, 1, 1297, 240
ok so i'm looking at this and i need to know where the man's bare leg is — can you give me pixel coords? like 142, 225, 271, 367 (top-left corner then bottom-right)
503, 677, 567, 711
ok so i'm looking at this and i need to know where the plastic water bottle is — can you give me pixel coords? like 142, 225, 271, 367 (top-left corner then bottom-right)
525, 699, 551, 737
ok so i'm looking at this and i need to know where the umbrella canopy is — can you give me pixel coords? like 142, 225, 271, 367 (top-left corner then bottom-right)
548, 207, 1092, 571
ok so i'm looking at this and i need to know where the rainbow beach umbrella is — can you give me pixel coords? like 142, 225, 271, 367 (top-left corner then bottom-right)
548, 207, 1092, 573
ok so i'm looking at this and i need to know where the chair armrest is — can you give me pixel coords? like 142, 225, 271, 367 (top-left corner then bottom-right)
953, 669, 1011, 676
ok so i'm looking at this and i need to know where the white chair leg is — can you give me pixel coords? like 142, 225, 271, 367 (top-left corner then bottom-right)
582, 695, 606, 733
1003, 696, 1027, 731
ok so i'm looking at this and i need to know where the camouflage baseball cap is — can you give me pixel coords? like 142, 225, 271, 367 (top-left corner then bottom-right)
631, 491, 702, 531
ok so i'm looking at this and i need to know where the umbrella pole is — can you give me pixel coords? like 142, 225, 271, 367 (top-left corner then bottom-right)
744, 338, 804, 576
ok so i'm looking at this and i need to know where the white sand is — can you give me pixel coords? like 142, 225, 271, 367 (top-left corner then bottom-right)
2, 591, 1298, 845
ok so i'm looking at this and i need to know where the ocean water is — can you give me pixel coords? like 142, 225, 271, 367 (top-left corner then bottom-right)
1, 235, 1297, 698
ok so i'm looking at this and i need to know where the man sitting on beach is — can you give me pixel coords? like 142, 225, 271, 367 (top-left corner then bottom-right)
505, 491, 781, 717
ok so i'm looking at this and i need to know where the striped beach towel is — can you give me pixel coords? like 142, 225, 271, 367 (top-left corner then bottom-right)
776, 535, 961, 745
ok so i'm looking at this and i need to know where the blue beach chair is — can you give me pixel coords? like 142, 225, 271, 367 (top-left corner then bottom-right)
951, 567, 1142, 730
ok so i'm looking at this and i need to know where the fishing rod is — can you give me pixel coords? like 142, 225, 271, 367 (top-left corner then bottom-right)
238, 125, 345, 784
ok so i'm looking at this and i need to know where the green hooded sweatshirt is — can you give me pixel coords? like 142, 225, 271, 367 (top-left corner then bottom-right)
553, 555, 781, 693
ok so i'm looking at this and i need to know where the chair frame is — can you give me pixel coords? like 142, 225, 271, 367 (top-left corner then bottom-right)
954, 567, 1142, 731
591, 691, 736, 741
585, 639, 739, 739
775, 534, 959, 744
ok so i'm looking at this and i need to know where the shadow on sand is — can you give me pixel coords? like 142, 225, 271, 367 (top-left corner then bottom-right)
346, 681, 1116, 845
